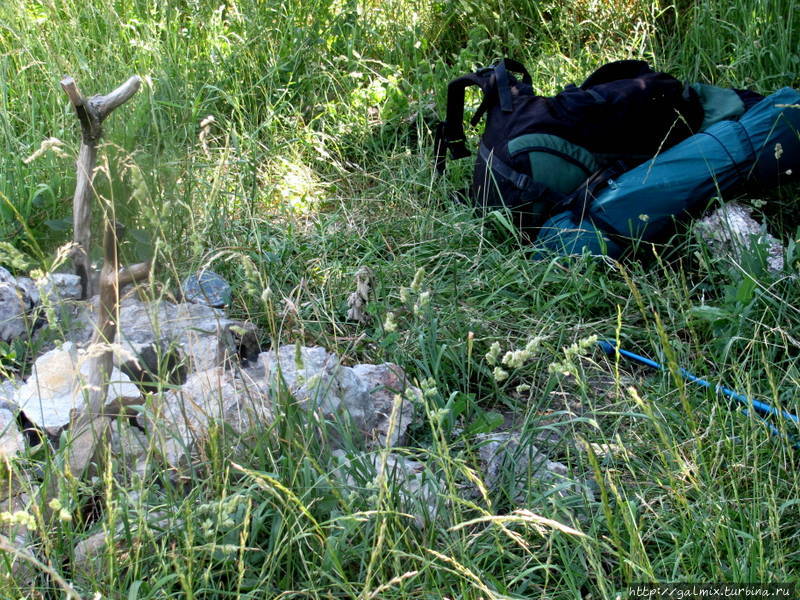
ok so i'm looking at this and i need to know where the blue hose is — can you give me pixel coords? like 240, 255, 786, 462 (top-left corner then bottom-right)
598, 339, 800, 447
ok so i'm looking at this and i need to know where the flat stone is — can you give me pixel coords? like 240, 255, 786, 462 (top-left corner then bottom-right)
14, 342, 142, 435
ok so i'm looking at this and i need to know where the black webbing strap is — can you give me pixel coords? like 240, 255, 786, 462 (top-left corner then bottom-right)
435, 59, 532, 174
495, 59, 531, 113
479, 143, 568, 227
495, 62, 513, 113
479, 143, 532, 191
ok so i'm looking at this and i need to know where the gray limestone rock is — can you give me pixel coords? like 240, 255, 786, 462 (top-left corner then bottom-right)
0, 407, 24, 459
142, 365, 272, 469
351, 363, 416, 447
116, 297, 259, 374
476, 432, 593, 502
695, 202, 784, 272
0, 269, 82, 344
0, 379, 18, 405
109, 419, 152, 480
13, 278, 39, 307
260, 345, 416, 447
0, 280, 29, 343
141, 346, 419, 469
36, 273, 83, 302
13, 342, 142, 435
332, 449, 443, 525
68, 295, 259, 377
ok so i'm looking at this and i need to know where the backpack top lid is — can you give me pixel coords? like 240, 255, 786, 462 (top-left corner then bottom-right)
435, 59, 705, 174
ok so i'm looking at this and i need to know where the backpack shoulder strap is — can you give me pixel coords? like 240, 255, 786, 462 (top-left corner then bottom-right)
435, 71, 490, 173
435, 59, 533, 174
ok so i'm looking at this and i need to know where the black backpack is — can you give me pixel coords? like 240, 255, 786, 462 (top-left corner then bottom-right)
434, 59, 706, 237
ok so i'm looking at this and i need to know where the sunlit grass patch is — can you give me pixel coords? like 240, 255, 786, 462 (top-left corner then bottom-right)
271, 158, 327, 217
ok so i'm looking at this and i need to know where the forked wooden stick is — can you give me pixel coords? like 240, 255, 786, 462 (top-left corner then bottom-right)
61, 75, 141, 299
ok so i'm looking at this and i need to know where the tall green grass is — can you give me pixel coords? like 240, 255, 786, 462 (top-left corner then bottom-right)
1, 0, 800, 598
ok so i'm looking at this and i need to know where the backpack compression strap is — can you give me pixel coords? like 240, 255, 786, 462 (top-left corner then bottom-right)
434, 59, 532, 174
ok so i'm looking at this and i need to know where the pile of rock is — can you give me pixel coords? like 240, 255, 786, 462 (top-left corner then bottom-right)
1, 291, 420, 471
0, 268, 82, 344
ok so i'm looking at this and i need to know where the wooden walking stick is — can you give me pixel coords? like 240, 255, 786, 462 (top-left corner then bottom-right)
61, 75, 141, 299
41, 75, 150, 521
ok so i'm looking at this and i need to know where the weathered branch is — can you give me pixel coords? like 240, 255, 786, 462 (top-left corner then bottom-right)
89, 76, 142, 121
62, 75, 141, 299
66, 219, 151, 478
60, 77, 83, 108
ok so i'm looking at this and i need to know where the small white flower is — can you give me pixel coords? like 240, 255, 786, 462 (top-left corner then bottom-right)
485, 342, 502, 366
413, 291, 431, 316
410, 267, 425, 292
493, 367, 509, 382
524, 336, 545, 354
383, 312, 397, 333
775, 143, 784, 160
420, 378, 438, 398
638, 214, 650, 222
502, 349, 530, 369
1, 510, 37, 530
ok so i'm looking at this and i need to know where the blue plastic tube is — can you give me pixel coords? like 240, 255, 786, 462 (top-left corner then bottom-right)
598, 339, 800, 446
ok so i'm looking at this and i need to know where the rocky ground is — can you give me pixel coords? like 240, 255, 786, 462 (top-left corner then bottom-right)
0, 269, 594, 583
